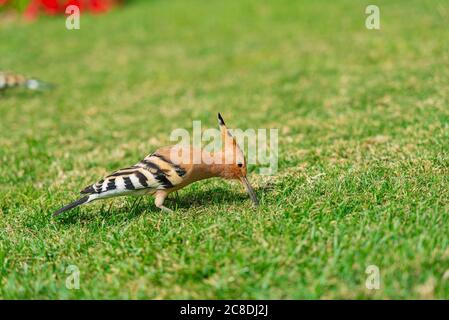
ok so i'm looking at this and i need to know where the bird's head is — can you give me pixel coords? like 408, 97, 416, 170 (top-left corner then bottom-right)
217, 113, 258, 206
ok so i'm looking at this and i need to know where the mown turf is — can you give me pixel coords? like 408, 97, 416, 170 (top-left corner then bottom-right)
0, 0, 448, 299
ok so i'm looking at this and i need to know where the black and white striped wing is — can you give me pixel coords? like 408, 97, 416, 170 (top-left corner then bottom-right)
80, 153, 187, 199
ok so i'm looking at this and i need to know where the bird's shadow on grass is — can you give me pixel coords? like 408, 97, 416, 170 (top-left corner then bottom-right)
171, 186, 249, 209
57, 184, 268, 226
0, 90, 49, 99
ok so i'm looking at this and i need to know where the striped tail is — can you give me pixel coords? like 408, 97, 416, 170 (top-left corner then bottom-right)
53, 195, 90, 217
25, 79, 54, 91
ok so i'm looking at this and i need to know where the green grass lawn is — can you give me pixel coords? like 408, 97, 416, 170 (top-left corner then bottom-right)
1, 0, 448, 299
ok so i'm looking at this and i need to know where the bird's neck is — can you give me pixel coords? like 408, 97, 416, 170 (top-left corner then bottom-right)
191, 150, 229, 179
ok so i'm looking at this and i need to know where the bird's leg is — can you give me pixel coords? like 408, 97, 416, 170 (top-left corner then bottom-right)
155, 190, 173, 213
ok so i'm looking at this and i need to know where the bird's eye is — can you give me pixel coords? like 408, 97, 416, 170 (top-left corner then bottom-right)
237, 163, 243, 168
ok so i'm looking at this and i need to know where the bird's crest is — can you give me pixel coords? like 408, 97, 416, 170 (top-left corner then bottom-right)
217, 113, 245, 166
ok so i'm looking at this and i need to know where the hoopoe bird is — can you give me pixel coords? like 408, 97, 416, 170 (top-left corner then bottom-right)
0, 71, 52, 91
53, 113, 259, 216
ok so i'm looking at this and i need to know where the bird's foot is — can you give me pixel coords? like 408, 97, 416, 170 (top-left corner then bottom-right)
158, 205, 173, 213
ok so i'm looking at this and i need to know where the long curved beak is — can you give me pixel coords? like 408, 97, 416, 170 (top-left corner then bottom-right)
240, 176, 259, 206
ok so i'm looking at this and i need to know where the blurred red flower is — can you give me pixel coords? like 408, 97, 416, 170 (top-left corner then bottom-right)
19, 0, 121, 20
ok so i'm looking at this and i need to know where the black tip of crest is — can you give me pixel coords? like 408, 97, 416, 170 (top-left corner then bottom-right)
218, 113, 226, 126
